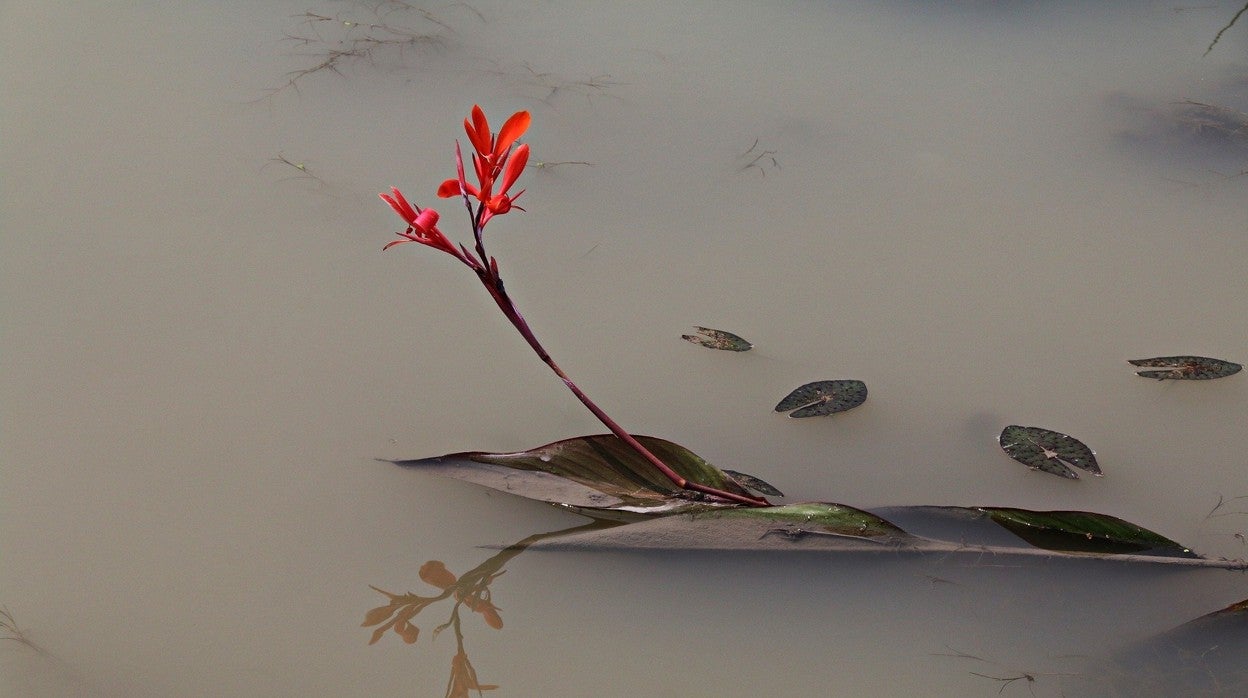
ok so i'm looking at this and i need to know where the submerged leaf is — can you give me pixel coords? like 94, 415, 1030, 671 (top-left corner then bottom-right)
979, 507, 1197, 557
391, 434, 751, 514
998, 425, 1101, 479
1128, 355, 1242, 380
723, 502, 908, 539
722, 469, 784, 497
521, 502, 1239, 565
774, 380, 867, 418
681, 326, 753, 351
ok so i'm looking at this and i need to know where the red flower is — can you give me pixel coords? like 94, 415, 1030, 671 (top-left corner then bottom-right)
438, 105, 531, 227
379, 187, 461, 257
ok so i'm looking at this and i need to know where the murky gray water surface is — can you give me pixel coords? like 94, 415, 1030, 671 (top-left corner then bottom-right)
4, 2, 1248, 696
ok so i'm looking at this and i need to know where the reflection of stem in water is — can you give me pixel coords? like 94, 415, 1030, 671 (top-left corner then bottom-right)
364, 519, 620, 695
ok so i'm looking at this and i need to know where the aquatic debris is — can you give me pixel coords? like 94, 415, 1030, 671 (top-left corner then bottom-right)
774, 380, 868, 418
998, 425, 1101, 479
681, 326, 753, 352
1128, 355, 1242, 381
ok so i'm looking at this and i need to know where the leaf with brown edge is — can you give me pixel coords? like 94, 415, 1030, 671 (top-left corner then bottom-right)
390, 434, 752, 515
774, 380, 867, 418
1129, 355, 1242, 380
998, 425, 1100, 479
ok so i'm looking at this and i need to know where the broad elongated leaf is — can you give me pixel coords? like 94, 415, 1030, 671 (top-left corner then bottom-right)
681, 326, 753, 351
998, 425, 1101, 479
774, 380, 867, 418
519, 504, 1241, 566
977, 507, 1196, 557
1128, 355, 1242, 380
391, 434, 752, 514
392, 436, 1245, 566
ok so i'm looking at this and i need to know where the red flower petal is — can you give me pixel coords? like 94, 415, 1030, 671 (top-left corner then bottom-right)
380, 187, 419, 225
465, 105, 492, 157
494, 111, 531, 157
437, 179, 462, 198
412, 207, 440, 233
497, 143, 529, 195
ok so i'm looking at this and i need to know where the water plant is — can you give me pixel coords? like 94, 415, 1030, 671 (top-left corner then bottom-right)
379, 105, 768, 507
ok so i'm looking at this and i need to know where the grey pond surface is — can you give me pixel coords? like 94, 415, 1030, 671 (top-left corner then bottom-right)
4, 2, 1248, 696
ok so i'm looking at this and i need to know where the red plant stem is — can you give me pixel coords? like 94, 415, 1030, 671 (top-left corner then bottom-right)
476, 275, 769, 507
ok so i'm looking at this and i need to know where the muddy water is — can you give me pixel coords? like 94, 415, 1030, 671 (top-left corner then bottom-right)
4, 2, 1247, 696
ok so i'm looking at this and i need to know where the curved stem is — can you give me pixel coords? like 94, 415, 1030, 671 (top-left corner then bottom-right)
476, 273, 768, 507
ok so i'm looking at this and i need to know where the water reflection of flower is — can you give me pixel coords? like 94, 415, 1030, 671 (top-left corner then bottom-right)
363, 520, 616, 696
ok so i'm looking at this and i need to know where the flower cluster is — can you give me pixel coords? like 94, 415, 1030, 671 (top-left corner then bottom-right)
438, 106, 530, 226
381, 105, 530, 256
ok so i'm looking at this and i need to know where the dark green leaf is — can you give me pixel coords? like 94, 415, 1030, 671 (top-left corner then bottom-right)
1128, 355, 1242, 380
391, 434, 751, 515
978, 507, 1196, 557
722, 469, 784, 497
724, 502, 908, 539
681, 326, 753, 351
774, 380, 867, 418
998, 425, 1101, 479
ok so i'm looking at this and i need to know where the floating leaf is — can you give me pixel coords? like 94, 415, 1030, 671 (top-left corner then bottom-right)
519, 503, 1239, 565
722, 469, 784, 497
977, 507, 1196, 557
998, 425, 1101, 479
391, 434, 752, 515
774, 380, 867, 418
681, 326, 753, 351
1128, 355, 1242, 380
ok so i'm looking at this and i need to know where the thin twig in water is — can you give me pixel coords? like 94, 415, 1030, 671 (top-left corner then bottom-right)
254, 5, 453, 102
970, 671, 1037, 696
527, 160, 595, 171
1204, 1, 1248, 56
736, 137, 780, 177
263, 152, 324, 183
1, 606, 45, 654
935, 645, 1080, 696
1205, 494, 1248, 519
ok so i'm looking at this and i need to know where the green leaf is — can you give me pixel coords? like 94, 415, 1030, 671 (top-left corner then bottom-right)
998, 425, 1101, 479
719, 502, 909, 539
774, 380, 868, 418
681, 326, 753, 351
977, 507, 1197, 557
1128, 355, 1242, 380
391, 434, 751, 515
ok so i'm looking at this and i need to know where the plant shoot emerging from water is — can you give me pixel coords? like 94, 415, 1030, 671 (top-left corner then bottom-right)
380, 105, 769, 507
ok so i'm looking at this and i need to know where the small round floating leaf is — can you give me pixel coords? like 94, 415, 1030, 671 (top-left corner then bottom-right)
1128, 355, 1242, 380
998, 425, 1101, 478
681, 326, 753, 351
774, 380, 867, 418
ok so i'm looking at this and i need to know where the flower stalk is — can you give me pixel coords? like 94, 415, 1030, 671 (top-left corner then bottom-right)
381, 105, 768, 507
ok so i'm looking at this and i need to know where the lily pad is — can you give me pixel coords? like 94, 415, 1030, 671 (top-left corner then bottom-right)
998, 425, 1101, 479
681, 326, 753, 351
391, 434, 752, 515
1128, 355, 1242, 380
977, 507, 1196, 557
774, 380, 867, 418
